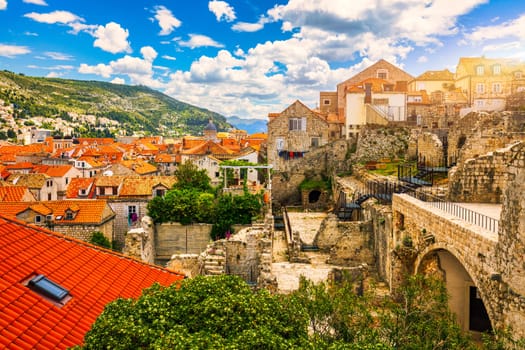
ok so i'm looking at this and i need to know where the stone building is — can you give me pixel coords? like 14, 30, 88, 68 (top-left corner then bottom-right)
1, 199, 115, 243
267, 100, 329, 171
336, 59, 413, 128
455, 57, 525, 112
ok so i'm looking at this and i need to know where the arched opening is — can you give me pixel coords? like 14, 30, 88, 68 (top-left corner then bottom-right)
418, 249, 492, 334
308, 190, 321, 203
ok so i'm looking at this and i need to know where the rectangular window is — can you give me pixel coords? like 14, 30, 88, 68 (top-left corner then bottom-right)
47, 193, 52, 201
128, 206, 137, 215
155, 189, 165, 197
476, 83, 485, 93
35, 215, 42, 224
492, 83, 501, 93
323, 99, 330, 105
515, 71, 523, 79
377, 69, 388, 79
289, 117, 306, 131
28, 274, 70, 303
46, 180, 52, 187
493, 65, 501, 75
476, 100, 484, 108
476, 65, 484, 75
311, 137, 320, 147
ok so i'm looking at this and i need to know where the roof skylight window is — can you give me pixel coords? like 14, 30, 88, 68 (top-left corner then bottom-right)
28, 274, 70, 304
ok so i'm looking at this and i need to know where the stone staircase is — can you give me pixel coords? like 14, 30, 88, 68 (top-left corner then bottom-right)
201, 246, 226, 276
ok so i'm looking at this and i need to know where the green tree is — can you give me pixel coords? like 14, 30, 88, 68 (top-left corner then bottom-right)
89, 231, 112, 249
80, 275, 309, 349
174, 161, 212, 193
379, 274, 474, 350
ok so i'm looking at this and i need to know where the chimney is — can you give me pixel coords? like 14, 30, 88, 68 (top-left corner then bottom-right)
364, 83, 372, 104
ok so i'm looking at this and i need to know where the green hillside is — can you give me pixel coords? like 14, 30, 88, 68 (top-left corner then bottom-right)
0, 70, 231, 137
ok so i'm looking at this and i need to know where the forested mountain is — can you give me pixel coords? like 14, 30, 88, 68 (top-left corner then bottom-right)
0, 70, 231, 137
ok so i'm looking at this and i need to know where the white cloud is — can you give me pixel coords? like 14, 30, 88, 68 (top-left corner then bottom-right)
46, 71, 62, 78
208, 1, 236, 22
0, 0, 6, 10
232, 16, 270, 32
23, 0, 47, 6
24, 10, 82, 24
93, 22, 131, 54
162, 55, 177, 61
78, 50, 163, 87
44, 51, 73, 60
465, 14, 525, 43
154, 5, 181, 35
177, 34, 224, 49
24, 31, 39, 36
417, 56, 428, 63
0, 44, 30, 58
232, 21, 264, 32
111, 77, 125, 84
78, 63, 113, 78
141, 46, 157, 62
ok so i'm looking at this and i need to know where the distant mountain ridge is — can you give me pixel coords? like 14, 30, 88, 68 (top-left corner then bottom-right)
226, 116, 267, 134
0, 70, 231, 137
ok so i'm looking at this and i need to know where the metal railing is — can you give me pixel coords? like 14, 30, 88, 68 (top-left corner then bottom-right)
404, 189, 500, 234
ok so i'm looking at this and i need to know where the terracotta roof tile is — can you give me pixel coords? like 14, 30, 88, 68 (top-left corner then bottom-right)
32, 165, 73, 177
0, 186, 35, 202
2, 200, 113, 225
414, 69, 454, 81
119, 176, 176, 197
65, 178, 96, 199
0, 215, 183, 349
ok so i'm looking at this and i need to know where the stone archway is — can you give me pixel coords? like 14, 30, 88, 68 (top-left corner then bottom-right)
416, 247, 494, 334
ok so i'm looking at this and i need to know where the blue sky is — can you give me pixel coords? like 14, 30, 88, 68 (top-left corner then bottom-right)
1, 0, 524, 120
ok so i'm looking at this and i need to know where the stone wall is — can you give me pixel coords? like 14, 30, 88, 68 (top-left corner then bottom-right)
392, 193, 525, 337
52, 219, 114, 243
272, 139, 352, 206
123, 216, 155, 264
353, 126, 410, 163
166, 254, 200, 278
416, 131, 445, 166
326, 221, 374, 266
108, 199, 149, 250
154, 223, 211, 264
496, 142, 525, 338
448, 142, 521, 203
448, 111, 525, 165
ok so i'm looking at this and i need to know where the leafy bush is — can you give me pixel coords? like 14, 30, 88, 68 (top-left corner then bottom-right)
89, 231, 112, 249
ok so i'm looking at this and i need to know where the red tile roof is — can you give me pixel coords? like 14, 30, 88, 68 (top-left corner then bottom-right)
32, 165, 73, 177
0, 186, 36, 202
0, 215, 184, 349
65, 178, 96, 199
2, 200, 114, 225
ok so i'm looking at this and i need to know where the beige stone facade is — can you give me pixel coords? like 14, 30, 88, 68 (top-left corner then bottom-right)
455, 57, 525, 112
267, 100, 329, 171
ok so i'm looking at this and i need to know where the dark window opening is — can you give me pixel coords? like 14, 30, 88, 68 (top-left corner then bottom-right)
469, 286, 492, 332
28, 274, 70, 304
308, 190, 321, 203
